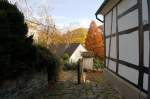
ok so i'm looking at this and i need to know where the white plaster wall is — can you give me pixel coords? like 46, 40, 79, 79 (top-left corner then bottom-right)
112, 7, 116, 33
144, 31, 149, 67
118, 9, 139, 32
69, 44, 87, 63
105, 7, 116, 35
106, 38, 110, 57
108, 60, 116, 72
118, 0, 137, 15
119, 31, 139, 65
110, 36, 116, 58
118, 64, 139, 84
83, 58, 93, 70
105, 11, 112, 36
106, 58, 108, 67
143, 73, 148, 91
142, 0, 149, 25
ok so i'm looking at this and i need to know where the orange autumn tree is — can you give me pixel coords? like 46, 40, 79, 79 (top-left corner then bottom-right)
85, 21, 104, 61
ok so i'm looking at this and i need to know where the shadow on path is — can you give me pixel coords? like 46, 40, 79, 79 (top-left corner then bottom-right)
32, 70, 122, 99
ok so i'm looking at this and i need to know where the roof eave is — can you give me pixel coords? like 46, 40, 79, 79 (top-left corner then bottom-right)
95, 0, 121, 16
95, 0, 110, 15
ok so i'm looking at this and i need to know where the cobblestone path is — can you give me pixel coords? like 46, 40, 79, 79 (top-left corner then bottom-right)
46, 81, 121, 99
33, 71, 122, 99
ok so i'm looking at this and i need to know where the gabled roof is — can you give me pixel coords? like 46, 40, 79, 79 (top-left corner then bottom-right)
50, 44, 69, 57
50, 43, 85, 58
64, 43, 80, 56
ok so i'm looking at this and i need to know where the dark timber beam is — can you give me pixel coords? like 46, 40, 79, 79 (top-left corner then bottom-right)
105, 24, 149, 39
116, 5, 119, 74
117, 4, 138, 19
106, 56, 148, 93
104, 16, 106, 68
137, 0, 144, 91
107, 10, 113, 69
147, 0, 150, 98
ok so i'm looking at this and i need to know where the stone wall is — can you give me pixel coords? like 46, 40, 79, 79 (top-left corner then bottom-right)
0, 70, 48, 99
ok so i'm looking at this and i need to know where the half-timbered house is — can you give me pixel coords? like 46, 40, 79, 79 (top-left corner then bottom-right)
95, 0, 150, 99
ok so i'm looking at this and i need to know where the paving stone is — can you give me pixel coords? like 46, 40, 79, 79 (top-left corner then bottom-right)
72, 90, 80, 96
96, 97, 102, 99
88, 95, 97, 99
32, 71, 122, 99
80, 89, 87, 95
92, 86, 104, 90
48, 90, 63, 96
86, 90, 94, 96
48, 96, 61, 99
62, 89, 73, 94
79, 95, 88, 99
60, 94, 75, 99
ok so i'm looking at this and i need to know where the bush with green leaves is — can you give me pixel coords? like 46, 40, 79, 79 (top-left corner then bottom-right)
0, 1, 34, 79
62, 53, 77, 70
63, 62, 77, 70
0, 1, 60, 81
93, 57, 104, 70
62, 53, 69, 64
36, 45, 60, 81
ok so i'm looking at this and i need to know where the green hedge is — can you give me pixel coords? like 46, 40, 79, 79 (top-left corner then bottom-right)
63, 63, 77, 70
0, 1, 60, 81
93, 57, 104, 70
36, 45, 60, 81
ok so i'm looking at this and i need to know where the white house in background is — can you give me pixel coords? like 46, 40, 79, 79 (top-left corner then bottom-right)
64, 43, 87, 63
96, 0, 150, 99
50, 43, 87, 63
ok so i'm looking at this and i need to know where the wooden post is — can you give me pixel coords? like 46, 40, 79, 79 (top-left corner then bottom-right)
77, 59, 83, 84
77, 60, 81, 84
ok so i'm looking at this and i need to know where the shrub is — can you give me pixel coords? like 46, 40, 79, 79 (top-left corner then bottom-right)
93, 57, 104, 70
0, 1, 35, 80
62, 53, 77, 70
63, 63, 77, 70
0, 1, 60, 81
62, 53, 69, 64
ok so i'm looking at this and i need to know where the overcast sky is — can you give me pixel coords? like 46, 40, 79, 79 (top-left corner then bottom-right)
11, 0, 104, 31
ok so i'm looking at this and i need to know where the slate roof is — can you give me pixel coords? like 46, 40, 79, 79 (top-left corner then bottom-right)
64, 43, 80, 56
50, 44, 69, 57
50, 43, 81, 58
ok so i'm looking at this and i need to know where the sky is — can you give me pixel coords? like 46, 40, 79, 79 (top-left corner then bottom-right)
11, 0, 104, 31
50, 0, 104, 30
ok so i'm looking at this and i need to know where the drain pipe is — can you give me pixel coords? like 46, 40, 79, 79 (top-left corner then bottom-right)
95, 14, 103, 23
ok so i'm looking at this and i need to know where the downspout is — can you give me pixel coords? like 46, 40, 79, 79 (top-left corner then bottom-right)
95, 13, 106, 68
95, 14, 104, 23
